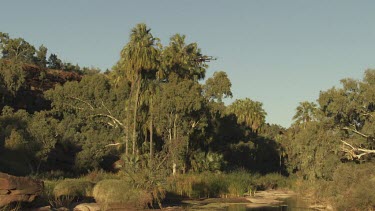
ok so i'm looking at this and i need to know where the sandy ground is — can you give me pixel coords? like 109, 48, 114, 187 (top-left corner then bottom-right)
245, 189, 296, 208
65, 190, 300, 210
162, 189, 297, 210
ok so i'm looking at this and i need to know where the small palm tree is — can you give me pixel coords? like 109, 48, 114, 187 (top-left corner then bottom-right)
227, 98, 267, 134
293, 101, 318, 127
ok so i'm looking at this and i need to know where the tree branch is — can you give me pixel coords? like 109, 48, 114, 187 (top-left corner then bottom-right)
90, 114, 124, 128
68, 96, 94, 110
66, 104, 85, 110
101, 100, 118, 126
342, 126, 371, 139
105, 143, 122, 147
340, 140, 375, 160
69, 96, 94, 110
101, 100, 113, 115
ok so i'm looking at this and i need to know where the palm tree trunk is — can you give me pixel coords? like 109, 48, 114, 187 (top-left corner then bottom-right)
125, 81, 135, 156
124, 100, 129, 156
149, 98, 153, 161
132, 77, 141, 155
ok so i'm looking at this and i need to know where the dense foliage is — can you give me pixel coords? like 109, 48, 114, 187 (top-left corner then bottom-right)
1, 24, 375, 210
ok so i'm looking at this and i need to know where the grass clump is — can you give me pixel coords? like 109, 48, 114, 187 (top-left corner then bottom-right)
167, 173, 226, 198
255, 173, 290, 190
53, 178, 94, 198
92, 179, 153, 209
167, 171, 290, 199
329, 163, 375, 210
84, 169, 120, 183
294, 163, 375, 210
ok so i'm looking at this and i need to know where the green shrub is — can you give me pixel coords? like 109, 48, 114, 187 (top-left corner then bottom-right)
330, 163, 375, 210
255, 173, 289, 190
32, 180, 58, 206
84, 169, 120, 183
53, 178, 94, 198
297, 163, 375, 210
92, 179, 152, 209
37, 170, 71, 180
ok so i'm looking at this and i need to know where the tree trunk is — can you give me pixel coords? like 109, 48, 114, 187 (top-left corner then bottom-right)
173, 114, 178, 141
125, 100, 130, 156
149, 98, 153, 162
172, 163, 177, 175
132, 77, 141, 155
172, 114, 178, 175
125, 79, 136, 157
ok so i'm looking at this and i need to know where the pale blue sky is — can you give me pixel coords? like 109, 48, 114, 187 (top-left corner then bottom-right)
1, 1, 375, 127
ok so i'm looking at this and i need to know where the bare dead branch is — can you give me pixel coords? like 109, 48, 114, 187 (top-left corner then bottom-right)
101, 100, 113, 115
341, 140, 375, 160
90, 114, 124, 128
105, 143, 122, 147
156, 154, 169, 171
68, 96, 94, 110
191, 119, 200, 128
361, 112, 373, 118
342, 126, 370, 139
66, 104, 85, 110
101, 100, 118, 126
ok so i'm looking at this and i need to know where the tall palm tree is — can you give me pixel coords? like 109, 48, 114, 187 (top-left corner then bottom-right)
162, 34, 206, 81
116, 23, 160, 155
293, 101, 318, 127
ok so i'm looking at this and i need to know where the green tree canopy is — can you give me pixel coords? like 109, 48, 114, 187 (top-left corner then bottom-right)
0, 32, 36, 63
227, 98, 267, 134
162, 34, 206, 81
47, 53, 62, 69
292, 101, 318, 126
34, 45, 48, 68
204, 71, 232, 103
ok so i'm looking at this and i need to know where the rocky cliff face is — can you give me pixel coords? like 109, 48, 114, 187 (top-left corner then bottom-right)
6, 64, 82, 112
23, 64, 81, 110
0, 172, 43, 207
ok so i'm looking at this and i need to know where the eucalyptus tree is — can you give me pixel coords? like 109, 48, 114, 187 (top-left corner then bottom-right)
281, 121, 341, 180
318, 70, 375, 161
202, 71, 234, 156
281, 69, 375, 182
203, 71, 232, 103
34, 45, 48, 68
115, 23, 160, 156
292, 101, 318, 127
0, 59, 25, 98
0, 107, 59, 174
0, 32, 35, 63
152, 73, 206, 174
45, 73, 127, 171
0, 32, 10, 57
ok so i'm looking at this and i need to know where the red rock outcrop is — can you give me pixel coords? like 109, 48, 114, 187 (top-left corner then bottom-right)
0, 172, 44, 207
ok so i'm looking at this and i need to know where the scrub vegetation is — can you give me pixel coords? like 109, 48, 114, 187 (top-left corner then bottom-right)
0, 24, 374, 210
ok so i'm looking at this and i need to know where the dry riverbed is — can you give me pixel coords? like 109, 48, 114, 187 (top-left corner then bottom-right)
163, 189, 297, 210
72, 190, 325, 210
